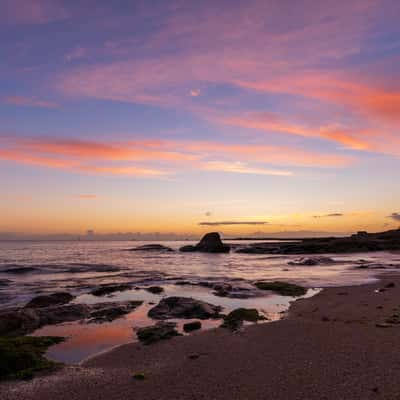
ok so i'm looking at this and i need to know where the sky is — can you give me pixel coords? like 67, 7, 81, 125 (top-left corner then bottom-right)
1, 0, 400, 238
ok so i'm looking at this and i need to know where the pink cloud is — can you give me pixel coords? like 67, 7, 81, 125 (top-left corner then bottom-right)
0, 136, 354, 178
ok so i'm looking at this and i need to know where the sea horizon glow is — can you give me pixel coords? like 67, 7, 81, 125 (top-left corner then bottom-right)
1, 0, 400, 238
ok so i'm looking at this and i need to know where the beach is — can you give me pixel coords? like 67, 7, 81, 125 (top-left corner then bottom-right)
2, 272, 400, 400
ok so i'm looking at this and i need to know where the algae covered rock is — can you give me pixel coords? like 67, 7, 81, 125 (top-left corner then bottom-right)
254, 281, 307, 297
136, 322, 181, 345
0, 335, 64, 380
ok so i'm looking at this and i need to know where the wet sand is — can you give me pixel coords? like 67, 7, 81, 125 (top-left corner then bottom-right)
2, 273, 400, 399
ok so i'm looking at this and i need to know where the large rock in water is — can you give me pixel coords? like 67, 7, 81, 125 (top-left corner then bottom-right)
179, 232, 230, 253
148, 297, 222, 320
24, 292, 75, 308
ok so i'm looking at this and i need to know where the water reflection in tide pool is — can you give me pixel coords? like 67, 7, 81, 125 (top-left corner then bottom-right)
32, 284, 319, 364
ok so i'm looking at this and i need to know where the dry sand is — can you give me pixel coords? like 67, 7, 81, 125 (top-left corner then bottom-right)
2, 274, 400, 399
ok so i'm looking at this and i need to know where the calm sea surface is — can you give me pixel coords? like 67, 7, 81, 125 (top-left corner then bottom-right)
1, 240, 399, 363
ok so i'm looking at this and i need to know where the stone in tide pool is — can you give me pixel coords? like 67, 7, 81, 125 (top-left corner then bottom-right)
148, 297, 222, 320
254, 281, 307, 297
179, 232, 230, 253
221, 308, 266, 330
145, 286, 164, 294
136, 322, 181, 345
90, 284, 132, 296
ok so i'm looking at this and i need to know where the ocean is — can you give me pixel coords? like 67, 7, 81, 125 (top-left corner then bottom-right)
1, 240, 398, 363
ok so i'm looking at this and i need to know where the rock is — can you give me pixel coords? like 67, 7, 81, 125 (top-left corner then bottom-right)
145, 286, 164, 294
254, 281, 307, 297
288, 256, 335, 266
221, 308, 265, 330
136, 322, 181, 344
183, 321, 202, 332
212, 283, 233, 297
385, 282, 395, 288
38, 304, 91, 326
0, 301, 144, 336
88, 301, 143, 323
129, 244, 174, 252
148, 297, 222, 320
0, 336, 65, 380
90, 284, 132, 296
24, 292, 75, 308
0, 308, 41, 336
179, 232, 230, 253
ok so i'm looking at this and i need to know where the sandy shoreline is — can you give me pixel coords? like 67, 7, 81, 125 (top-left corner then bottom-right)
2, 273, 400, 399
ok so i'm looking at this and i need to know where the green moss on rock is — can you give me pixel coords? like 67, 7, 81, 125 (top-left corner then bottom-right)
0, 336, 64, 380
254, 281, 307, 297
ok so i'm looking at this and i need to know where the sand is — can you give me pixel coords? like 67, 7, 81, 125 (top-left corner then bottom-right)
2, 274, 400, 399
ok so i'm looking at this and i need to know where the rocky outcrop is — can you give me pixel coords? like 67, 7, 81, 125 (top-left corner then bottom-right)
90, 284, 132, 296
24, 292, 75, 308
129, 244, 174, 252
288, 256, 335, 266
236, 228, 400, 254
136, 322, 181, 344
88, 301, 143, 323
179, 232, 230, 253
221, 308, 266, 330
0, 301, 143, 336
145, 286, 164, 294
148, 296, 222, 320
254, 281, 307, 297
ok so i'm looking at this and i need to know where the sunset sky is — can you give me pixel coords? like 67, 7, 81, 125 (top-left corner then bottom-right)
1, 0, 400, 237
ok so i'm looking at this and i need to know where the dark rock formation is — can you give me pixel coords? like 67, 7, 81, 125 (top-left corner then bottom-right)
221, 308, 265, 330
0, 308, 41, 336
0, 301, 143, 336
129, 244, 174, 252
183, 321, 202, 332
24, 292, 75, 308
136, 322, 181, 344
90, 284, 132, 296
254, 281, 307, 297
88, 301, 143, 323
180, 232, 230, 253
148, 296, 222, 320
145, 286, 164, 294
236, 228, 400, 254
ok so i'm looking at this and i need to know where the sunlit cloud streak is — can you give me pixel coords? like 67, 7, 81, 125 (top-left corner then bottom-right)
199, 221, 268, 226
0, 136, 353, 178
313, 213, 344, 218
